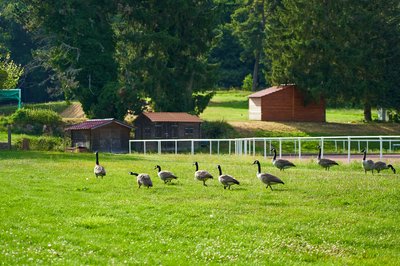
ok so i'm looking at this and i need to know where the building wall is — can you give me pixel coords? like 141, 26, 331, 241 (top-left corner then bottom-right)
248, 98, 262, 120
256, 86, 325, 122
134, 116, 201, 140
91, 124, 131, 153
71, 130, 91, 148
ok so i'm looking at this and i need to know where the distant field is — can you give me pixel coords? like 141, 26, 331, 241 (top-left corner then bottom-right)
201, 90, 378, 123
0, 151, 399, 264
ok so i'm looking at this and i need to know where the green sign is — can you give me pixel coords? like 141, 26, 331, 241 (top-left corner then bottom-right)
0, 88, 21, 108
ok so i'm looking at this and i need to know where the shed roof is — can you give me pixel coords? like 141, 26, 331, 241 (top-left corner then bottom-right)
65, 118, 132, 131
141, 112, 202, 123
248, 85, 294, 98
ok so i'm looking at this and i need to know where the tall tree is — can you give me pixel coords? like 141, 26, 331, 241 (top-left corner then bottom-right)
116, 0, 219, 114
231, 0, 268, 91
265, 0, 400, 121
12, 0, 120, 118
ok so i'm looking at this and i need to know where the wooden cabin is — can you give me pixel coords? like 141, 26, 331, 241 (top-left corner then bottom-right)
134, 112, 202, 140
248, 85, 326, 122
65, 118, 132, 153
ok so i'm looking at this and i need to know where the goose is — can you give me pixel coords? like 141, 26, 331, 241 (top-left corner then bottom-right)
361, 149, 375, 174
129, 172, 153, 188
317, 145, 338, 170
271, 147, 296, 171
155, 165, 178, 184
253, 160, 284, 190
374, 161, 396, 174
94, 151, 106, 178
217, 165, 240, 190
193, 162, 213, 186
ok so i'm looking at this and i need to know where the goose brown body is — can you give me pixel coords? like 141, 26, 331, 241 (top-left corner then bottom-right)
271, 147, 295, 171
217, 165, 240, 189
193, 162, 213, 186
130, 172, 153, 188
317, 146, 338, 170
253, 160, 284, 190
361, 149, 375, 174
94, 152, 106, 178
155, 165, 178, 184
373, 161, 395, 174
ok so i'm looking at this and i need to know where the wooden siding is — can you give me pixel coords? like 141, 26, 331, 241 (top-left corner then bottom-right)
250, 85, 325, 122
91, 123, 131, 153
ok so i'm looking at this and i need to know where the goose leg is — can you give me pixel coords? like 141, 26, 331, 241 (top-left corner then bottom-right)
203, 180, 207, 187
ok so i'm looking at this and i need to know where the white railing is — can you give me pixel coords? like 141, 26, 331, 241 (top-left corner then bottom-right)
129, 136, 400, 162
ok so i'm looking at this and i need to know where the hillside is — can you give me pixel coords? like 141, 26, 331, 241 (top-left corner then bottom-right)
200, 90, 400, 137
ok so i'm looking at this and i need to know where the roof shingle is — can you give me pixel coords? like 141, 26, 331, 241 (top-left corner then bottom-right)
142, 112, 202, 123
65, 118, 132, 131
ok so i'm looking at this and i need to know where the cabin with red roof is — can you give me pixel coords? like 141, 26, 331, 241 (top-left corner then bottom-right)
134, 112, 203, 140
64, 118, 133, 153
248, 85, 326, 122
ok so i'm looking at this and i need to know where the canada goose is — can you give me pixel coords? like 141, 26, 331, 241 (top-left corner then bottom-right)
129, 172, 153, 188
217, 165, 240, 189
361, 149, 375, 174
374, 161, 396, 174
94, 151, 106, 178
271, 147, 296, 171
193, 162, 213, 186
155, 165, 178, 184
317, 145, 338, 170
252, 160, 284, 190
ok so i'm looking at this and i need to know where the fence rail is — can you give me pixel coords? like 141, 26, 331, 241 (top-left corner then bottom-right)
129, 135, 400, 162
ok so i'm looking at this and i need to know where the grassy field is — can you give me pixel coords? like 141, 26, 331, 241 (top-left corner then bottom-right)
200, 90, 378, 123
1, 151, 399, 265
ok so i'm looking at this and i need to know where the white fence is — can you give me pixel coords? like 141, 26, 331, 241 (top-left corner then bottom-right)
129, 136, 400, 162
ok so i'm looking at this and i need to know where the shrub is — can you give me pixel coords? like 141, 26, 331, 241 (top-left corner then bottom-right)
14, 135, 65, 151
242, 74, 253, 91
10, 108, 64, 136
201, 120, 238, 138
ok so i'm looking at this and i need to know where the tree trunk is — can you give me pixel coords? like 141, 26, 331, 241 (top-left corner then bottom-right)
252, 51, 260, 91
363, 103, 372, 122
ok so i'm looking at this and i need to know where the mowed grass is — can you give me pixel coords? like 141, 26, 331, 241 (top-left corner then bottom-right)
201, 90, 378, 123
0, 151, 399, 265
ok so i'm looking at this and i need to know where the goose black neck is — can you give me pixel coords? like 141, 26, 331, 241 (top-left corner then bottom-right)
217, 165, 222, 175
156, 165, 161, 172
318, 147, 321, 160
96, 152, 99, 165
130, 172, 138, 176
272, 149, 277, 160
256, 161, 261, 173
194, 162, 198, 171
362, 150, 366, 161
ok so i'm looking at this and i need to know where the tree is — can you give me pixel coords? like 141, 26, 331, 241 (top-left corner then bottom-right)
11, 0, 119, 118
116, 0, 219, 114
265, 0, 400, 121
231, 0, 268, 91
0, 53, 23, 89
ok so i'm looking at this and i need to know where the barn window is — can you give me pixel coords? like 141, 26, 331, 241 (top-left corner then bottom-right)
144, 127, 151, 137
171, 125, 178, 138
184, 127, 194, 136
155, 125, 162, 138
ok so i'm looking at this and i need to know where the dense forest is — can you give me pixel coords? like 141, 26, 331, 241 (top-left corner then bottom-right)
0, 0, 399, 121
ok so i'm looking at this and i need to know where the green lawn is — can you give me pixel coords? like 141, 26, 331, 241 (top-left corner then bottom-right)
201, 90, 378, 123
1, 151, 399, 265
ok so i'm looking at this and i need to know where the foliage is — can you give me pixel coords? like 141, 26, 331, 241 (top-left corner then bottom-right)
10, 108, 63, 135
0, 151, 399, 264
201, 120, 237, 138
265, 0, 400, 121
116, 0, 220, 115
0, 53, 23, 89
242, 73, 253, 91
13, 135, 64, 151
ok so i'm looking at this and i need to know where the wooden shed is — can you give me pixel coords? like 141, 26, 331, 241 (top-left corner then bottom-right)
248, 85, 326, 122
134, 112, 202, 140
65, 118, 132, 153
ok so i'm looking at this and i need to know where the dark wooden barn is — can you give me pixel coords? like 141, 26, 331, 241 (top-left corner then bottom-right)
248, 85, 326, 122
134, 112, 203, 140
65, 118, 132, 153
